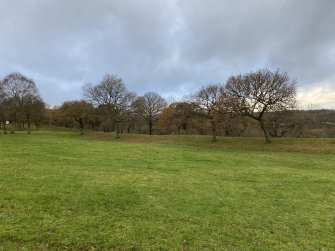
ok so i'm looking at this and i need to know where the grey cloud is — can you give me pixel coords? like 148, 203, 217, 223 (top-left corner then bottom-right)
0, 0, 334, 107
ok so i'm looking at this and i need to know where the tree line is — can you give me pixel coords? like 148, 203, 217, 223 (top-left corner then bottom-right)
1, 70, 334, 142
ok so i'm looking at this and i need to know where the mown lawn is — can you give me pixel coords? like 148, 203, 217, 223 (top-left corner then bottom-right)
0, 131, 334, 250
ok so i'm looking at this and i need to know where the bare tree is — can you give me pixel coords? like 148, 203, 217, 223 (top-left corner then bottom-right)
135, 92, 167, 135
194, 84, 226, 142
84, 74, 135, 138
225, 69, 297, 142
1, 72, 43, 134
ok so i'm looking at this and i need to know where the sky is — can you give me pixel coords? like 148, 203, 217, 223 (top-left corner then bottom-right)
0, 0, 334, 108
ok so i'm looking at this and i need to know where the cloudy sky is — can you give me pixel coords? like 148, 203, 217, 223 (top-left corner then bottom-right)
0, 0, 334, 108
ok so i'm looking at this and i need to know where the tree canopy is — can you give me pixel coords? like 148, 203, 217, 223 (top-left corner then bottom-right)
226, 69, 297, 142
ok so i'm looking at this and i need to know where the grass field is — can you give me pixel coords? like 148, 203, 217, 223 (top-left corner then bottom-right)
0, 131, 334, 250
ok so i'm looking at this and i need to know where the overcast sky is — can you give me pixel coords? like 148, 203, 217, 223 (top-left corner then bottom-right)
0, 0, 334, 108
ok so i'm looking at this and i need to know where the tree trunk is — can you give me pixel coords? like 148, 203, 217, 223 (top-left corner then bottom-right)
211, 120, 217, 142
10, 122, 15, 134
3, 122, 7, 134
149, 122, 152, 135
259, 119, 271, 143
27, 115, 31, 134
79, 119, 84, 134
35, 121, 40, 131
115, 123, 120, 138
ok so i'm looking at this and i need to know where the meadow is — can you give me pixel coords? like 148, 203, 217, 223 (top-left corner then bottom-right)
0, 131, 334, 250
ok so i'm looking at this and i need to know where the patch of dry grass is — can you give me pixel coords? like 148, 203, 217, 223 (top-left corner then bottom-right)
85, 131, 335, 154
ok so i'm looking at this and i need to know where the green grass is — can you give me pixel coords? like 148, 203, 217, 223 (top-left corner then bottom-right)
0, 131, 334, 250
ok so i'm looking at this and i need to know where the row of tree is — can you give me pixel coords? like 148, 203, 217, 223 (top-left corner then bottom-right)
2, 69, 333, 142
87, 69, 297, 142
